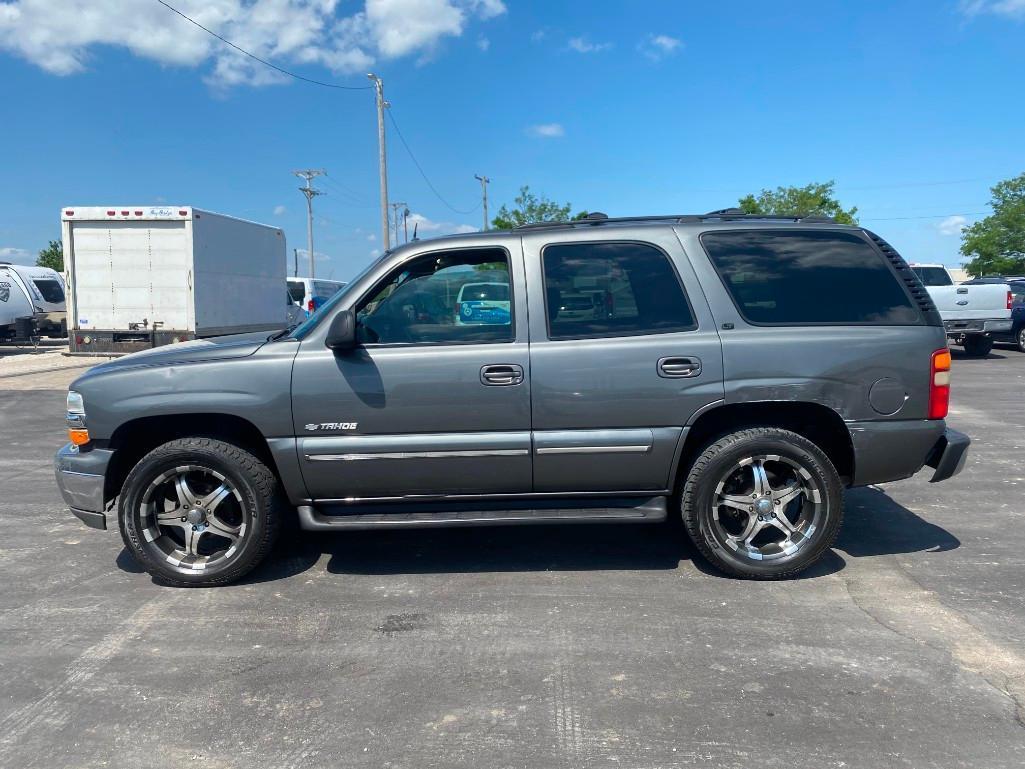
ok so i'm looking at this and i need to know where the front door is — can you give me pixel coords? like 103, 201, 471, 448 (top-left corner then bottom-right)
292, 244, 532, 501
522, 229, 725, 493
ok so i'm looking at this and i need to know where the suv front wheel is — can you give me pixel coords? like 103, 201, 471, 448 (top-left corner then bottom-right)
681, 428, 843, 579
119, 437, 283, 587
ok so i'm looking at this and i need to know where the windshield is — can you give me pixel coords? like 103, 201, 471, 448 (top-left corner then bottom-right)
912, 266, 953, 287
33, 278, 65, 303
287, 255, 388, 340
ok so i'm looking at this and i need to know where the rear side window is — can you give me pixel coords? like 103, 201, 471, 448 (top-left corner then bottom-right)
911, 266, 953, 287
542, 241, 695, 340
287, 281, 305, 302
32, 278, 65, 303
701, 230, 919, 325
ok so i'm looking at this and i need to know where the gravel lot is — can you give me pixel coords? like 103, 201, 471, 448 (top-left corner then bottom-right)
1, 344, 1023, 769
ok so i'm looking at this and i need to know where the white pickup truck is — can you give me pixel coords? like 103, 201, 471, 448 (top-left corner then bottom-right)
911, 264, 1012, 357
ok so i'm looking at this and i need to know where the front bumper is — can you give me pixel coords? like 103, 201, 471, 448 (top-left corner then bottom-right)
54, 442, 114, 530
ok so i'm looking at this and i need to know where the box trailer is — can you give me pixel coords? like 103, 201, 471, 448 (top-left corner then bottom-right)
62, 206, 287, 353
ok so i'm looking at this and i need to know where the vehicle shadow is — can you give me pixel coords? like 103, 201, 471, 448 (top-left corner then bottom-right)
224, 485, 960, 586
949, 348, 1007, 361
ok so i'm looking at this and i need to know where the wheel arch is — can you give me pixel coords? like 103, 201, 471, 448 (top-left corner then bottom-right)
103, 413, 280, 503
675, 401, 855, 488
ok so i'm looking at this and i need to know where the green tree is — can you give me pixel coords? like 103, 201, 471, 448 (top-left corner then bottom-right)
738, 180, 859, 225
960, 172, 1025, 277
36, 240, 63, 272
491, 185, 587, 229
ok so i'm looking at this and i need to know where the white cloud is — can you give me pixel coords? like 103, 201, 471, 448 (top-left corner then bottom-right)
959, 0, 1025, 17
366, 233, 376, 241
406, 212, 476, 235
273, 204, 286, 215
0, 0, 507, 85
530, 28, 546, 42
476, 36, 490, 51
568, 36, 611, 53
0, 246, 34, 264
526, 122, 564, 138
937, 215, 970, 236
640, 33, 682, 60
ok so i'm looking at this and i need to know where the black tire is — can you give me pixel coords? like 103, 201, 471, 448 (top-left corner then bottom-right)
680, 427, 843, 579
1015, 326, 1025, 354
118, 437, 283, 587
962, 335, 993, 357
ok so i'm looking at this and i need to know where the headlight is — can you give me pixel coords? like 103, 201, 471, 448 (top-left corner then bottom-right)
66, 390, 89, 446
67, 391, 85, 416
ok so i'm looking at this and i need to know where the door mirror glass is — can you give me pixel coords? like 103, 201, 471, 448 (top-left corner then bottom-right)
325, 309, 357, 350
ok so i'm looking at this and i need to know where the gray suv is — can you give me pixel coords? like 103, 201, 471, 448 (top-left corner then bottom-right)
54, 211, 970, 586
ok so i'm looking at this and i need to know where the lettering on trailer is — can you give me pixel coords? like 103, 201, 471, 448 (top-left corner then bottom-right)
148, 207, 176, 218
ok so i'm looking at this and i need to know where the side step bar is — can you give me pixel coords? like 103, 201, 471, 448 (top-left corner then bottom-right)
296, 496, 667, 531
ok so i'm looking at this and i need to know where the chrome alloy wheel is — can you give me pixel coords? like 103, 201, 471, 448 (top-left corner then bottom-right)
710, 454, 825, 562
138, 465, 247, 572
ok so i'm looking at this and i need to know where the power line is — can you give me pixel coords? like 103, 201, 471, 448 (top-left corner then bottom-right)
156, 0, 373, 91
387, 109, 480, 216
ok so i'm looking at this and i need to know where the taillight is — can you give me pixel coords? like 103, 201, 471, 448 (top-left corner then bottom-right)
928, 348, 951, 420
1008, 290, 1013, 311
307, 299, 315, 313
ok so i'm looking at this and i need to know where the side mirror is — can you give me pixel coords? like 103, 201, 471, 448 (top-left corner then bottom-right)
325, 309, 357, 350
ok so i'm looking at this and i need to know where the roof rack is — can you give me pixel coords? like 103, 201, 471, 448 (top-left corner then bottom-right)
513, 208, 837, 230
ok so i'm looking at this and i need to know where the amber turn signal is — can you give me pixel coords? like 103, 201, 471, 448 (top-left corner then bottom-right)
68, 428, 90, 446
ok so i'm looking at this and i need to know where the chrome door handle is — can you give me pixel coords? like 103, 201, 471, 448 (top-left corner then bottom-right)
480, 364, 524, 386
658, 356, 701, 378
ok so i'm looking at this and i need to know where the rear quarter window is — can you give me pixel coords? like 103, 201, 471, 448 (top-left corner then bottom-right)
700, 230, 920, 325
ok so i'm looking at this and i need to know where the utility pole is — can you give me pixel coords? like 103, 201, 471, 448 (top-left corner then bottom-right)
474, 174, 490, 231
294, 169, 324, 279
368, 73, 390, 251
403, 206, 410, 243
293, 248, 298, 277
390, 201, 407, 247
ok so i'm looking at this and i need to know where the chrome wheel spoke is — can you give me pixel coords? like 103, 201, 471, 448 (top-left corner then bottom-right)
183, 526, 202, 557
772, 483, 804, 508
730, 515, 764, 548
205, 515, 241, 542
200, 483, 232, 513
768, 511, 798, 535
750, 459, 771, 496
717, 493, 753, 512
174, 474, 199, 509
156, 510, 185, 525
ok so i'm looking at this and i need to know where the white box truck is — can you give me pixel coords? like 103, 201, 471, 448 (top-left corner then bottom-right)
61, 206, 288, 353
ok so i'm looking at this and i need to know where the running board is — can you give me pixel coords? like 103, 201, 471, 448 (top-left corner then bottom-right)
296, 496, 667, 531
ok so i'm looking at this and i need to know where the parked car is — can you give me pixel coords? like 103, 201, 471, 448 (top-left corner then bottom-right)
454, 281, 511, 326
55, 210, 969, 587
0, 263, 67, 336
288, 277, 346, 318
910, 263, 1012, 356
969, 279, 1025, 352
0, 262, 37, 341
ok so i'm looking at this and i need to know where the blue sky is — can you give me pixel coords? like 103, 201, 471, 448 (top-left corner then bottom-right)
1, 0, 1024, 279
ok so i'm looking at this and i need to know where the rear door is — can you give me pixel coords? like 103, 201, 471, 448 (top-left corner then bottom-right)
522, 228, 725, 493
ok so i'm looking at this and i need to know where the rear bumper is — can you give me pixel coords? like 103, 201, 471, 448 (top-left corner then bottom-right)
54, 443, 114, 530
943, 319, 1012, 335
848, 420, 969, 486
925, 428, 970, 483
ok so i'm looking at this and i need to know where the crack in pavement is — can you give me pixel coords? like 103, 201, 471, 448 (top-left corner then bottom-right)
839, 554, 1025, 728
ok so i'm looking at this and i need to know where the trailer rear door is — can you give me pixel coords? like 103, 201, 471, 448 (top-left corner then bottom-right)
72, 221, 191, 331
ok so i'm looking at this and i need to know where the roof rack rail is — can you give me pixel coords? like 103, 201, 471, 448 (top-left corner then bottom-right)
513, 209, 837, 231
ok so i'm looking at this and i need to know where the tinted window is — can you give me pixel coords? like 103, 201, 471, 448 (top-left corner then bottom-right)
356, 248, 512, 345
542, 242, 694, 339
911, 266, 953, 287
701, 230, 919, 325
287, 280, 305, 302
32, 279, 64, 303
1010, 282, 1025, 306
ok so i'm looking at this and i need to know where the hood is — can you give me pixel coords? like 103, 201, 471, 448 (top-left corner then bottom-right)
75, 331, 274, 380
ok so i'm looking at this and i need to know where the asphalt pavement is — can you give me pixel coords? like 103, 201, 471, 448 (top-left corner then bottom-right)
1, 345, 1023, 769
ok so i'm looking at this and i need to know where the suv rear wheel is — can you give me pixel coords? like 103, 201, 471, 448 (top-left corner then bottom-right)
1015, 326, 1025, 354
118, 437, 283, 587
681, 428, 843, 579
